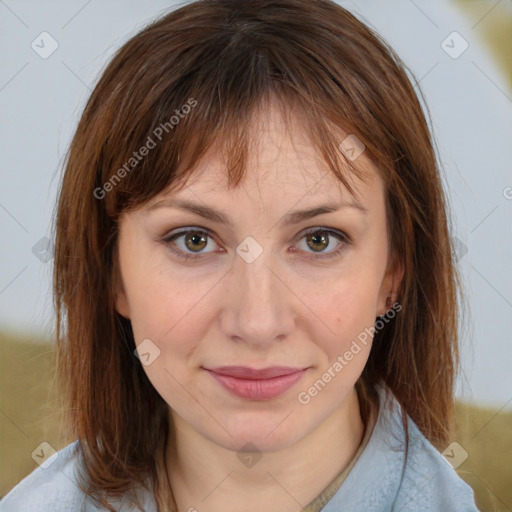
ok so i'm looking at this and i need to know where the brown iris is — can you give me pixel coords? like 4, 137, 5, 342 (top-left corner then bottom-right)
184, 231, 208, 252
306, 231, 329, 252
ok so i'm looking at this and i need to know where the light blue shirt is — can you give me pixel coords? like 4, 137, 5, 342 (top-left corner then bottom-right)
0, 385, 480, 511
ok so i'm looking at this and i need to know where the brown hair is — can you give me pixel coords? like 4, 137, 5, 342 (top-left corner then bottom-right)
52, 0, 461, 510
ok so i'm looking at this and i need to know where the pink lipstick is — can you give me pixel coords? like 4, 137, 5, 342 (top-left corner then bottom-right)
204, 366, 307, 400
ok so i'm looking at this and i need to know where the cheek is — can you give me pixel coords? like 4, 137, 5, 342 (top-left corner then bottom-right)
123, 250, 190, 333
295, 276, 379, 406
301, 265, 382, 353
124, 267, 216, 412
125, 262, 220, 366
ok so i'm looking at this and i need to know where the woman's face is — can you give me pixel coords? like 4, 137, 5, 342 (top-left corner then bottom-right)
114, 103, 399, 452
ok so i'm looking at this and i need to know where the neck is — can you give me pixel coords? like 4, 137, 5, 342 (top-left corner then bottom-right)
166, 387, 365, 512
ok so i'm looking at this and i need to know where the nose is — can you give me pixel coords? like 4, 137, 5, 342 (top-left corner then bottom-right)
219, 243, 295, 348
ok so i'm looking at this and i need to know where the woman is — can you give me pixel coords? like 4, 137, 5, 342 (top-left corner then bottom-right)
0, 0, 480, 510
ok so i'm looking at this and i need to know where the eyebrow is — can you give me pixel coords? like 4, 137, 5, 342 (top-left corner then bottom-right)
146, 198, 368, 227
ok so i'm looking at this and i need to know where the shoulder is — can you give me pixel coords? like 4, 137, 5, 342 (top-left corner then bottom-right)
395, 415, 479, 511
321, 384, 480, 511
0, 441, 91, 512
0, 441, 155, 512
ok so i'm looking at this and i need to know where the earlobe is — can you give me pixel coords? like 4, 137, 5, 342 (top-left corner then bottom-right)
378, 257, 404, 317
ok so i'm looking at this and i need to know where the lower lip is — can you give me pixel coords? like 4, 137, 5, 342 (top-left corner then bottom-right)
205, 370, 307, 400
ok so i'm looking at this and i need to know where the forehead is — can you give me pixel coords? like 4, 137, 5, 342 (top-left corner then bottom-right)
158, 101, 381, 206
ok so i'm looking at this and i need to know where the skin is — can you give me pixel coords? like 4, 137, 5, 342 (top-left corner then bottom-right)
115, 100, 402, 512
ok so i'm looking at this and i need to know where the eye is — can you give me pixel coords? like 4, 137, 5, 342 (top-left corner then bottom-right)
161, 226, 350, 262
294, 228, 350, 259
162, 228, 220, 261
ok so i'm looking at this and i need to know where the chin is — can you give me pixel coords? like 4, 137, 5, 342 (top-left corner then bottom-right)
202, 408, 313, 453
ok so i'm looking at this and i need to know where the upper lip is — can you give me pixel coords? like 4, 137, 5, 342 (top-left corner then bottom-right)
205, 366, 306, 379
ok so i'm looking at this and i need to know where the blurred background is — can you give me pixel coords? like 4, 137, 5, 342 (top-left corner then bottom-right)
1, 0, 511, 510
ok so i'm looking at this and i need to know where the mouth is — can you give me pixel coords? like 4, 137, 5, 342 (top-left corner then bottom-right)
203, 366, 309, 400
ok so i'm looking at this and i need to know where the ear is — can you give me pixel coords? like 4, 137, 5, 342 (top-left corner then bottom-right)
377, 255, 404, 317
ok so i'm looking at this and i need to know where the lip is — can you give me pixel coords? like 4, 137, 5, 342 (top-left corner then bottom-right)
204, 366, 308, 400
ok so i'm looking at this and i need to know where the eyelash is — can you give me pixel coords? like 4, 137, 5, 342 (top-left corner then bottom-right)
160, 227, 351, 262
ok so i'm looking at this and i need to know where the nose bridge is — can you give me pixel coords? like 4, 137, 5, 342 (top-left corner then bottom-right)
221, 241, 294, 344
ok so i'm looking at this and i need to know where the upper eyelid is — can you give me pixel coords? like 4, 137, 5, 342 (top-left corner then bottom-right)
163, 225, 348, 238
